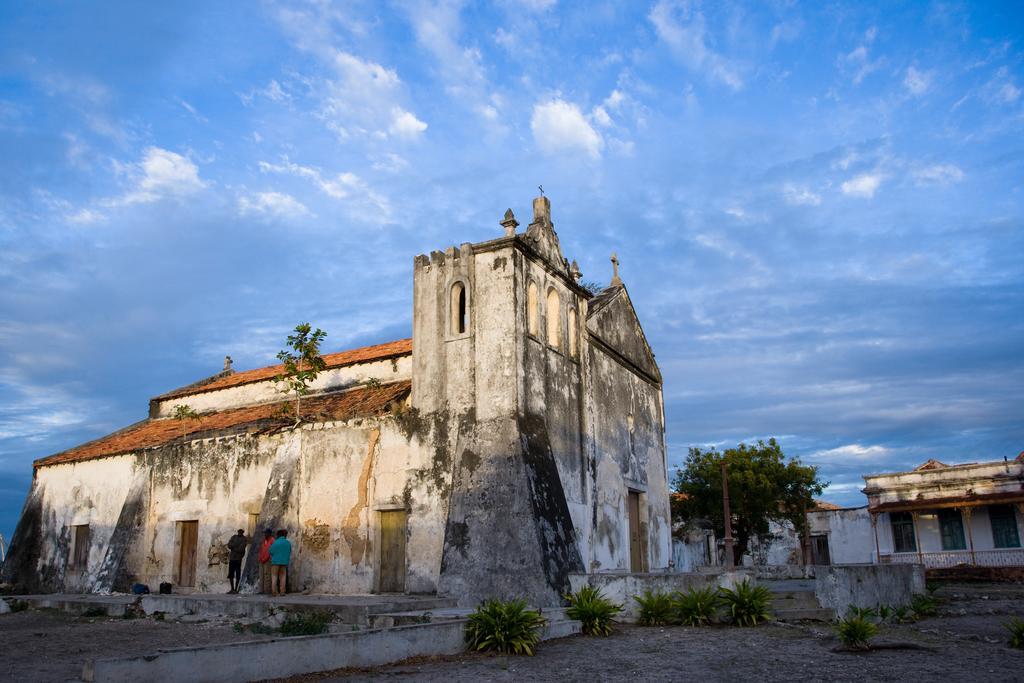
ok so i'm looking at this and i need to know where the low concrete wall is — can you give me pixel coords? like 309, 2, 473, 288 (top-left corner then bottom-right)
83, 620, 468, 683
814, 564, 925, 616
569, 571, 753, 621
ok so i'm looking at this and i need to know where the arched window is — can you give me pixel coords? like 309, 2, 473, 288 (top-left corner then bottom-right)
451, 281, 467, 335
546, 288, 561, 348
527, 282, 539, 337
567, 308, 578, 359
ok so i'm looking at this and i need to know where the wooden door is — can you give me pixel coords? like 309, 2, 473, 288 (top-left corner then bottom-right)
379, 511, 407, 593
177, 521, 198, 587
628, 491, 642, 572
811, 535, 831, 565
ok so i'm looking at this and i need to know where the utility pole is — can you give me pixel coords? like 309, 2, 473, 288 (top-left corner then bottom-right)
721, 461, 735, 569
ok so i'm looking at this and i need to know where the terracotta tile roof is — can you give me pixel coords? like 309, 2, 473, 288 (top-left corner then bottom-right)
812, 500, 843, 511
36, 381, 411, 469
154, 338, 412, 401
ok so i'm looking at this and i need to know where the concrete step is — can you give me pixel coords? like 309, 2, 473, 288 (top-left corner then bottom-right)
541, 617, 582, 640
367, 605, 581, 641
10, 593, 458, 625
772, 607, 834, 622
770, 595, 821, 610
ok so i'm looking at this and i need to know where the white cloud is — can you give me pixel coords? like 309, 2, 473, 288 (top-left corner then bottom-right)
389, 108, 428, 138
106, 147, 206, 206
903, 66, 932, 96
840, 27, 882, 85
592, 105, 612, 128
401, 2, 504, 128
841, 172, 884, 198
913, 164, 964, 186
177, 98, 208, 122
649, 0, 743, 91
371, 152, 409, 173
808, 444, 891, 462
238, 191, 311, 220
240, 80, 291, 106
783, 183, 821, 206
66, 208, 105, 224
530, 99, 604, 159
512, 0, 556, 10
258, 157, 392, 221
770, 19, 803, 47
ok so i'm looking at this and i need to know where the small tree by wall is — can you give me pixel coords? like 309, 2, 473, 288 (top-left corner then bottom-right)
172, 404, 202, 444
275, 323, 327, 425
673, 438, 825, 566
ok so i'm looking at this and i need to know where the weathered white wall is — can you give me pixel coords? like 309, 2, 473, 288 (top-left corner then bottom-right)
29, 456, 137, 592
153, 356, 412, 417
811, 507, 874, 564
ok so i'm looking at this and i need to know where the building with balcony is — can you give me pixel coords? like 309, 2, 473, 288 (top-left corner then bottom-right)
863, 455, 1024, 574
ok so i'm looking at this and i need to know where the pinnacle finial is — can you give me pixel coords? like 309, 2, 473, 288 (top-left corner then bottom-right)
224, 355, 233, 372
500, 208, 519, 236
610, 252, 622, 286
570, 259, 582, 281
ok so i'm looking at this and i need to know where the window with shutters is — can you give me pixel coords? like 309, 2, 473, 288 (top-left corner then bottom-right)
990, 505, 1021, 548
890, 512, 916, 553
938, 508, 966, 550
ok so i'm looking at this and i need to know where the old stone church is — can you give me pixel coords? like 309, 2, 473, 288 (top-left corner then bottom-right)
2, 196, 671, 607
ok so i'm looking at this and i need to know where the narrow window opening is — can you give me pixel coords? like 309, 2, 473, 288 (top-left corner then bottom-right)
568, 308, 578, 358
527, 282, 539, 336
450, 282, 467, 335
546, 288, 561, 348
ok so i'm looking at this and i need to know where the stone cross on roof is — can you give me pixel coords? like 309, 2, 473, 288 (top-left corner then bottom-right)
610, 252, 622, 286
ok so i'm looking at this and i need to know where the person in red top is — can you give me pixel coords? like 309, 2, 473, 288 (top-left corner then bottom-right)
257, 529, 275, 594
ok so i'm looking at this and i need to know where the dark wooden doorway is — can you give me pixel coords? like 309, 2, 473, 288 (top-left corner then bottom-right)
627, 491, 642, 572
810, 534, 831, 565
177, 521, 198, 587
379, 510, 407, 593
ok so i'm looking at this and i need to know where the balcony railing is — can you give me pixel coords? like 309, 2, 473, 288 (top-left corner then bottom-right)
879, 547, 1024, 569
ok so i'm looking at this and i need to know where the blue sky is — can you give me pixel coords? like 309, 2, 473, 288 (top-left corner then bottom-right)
1, 1, 1022, 541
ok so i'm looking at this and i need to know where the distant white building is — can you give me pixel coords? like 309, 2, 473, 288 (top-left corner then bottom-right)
863, 455, 1024, 571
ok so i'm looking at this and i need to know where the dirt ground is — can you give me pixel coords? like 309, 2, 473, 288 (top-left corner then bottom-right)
2, 583, 1022, 682
287, 584, 1024, 683
0, 609, 274, 682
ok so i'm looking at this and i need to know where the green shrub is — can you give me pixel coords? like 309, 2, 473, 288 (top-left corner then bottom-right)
892, 606, 912, 624
82, 606, 107, 618
910, 594, 938, 619
672, 586, 721, 626
846, 605, 876, 620
8, 600, 28, 613
1005, 618, 1024, 650
565, 586, 621, 636
876, 604, 892, 623
280, 610, 332, 636
718, 580, 772, 627
835, 614, 878, 651
634, 590, 675, 626
465, 599, 546, 655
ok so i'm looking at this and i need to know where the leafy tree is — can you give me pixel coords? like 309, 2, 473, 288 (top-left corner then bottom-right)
672, 438, 824, 566
172, 404, 201, 443
275, 323, 327, 425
